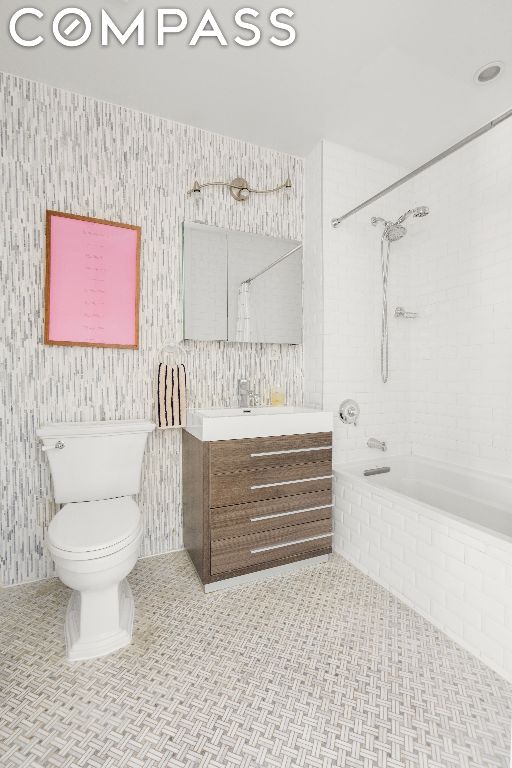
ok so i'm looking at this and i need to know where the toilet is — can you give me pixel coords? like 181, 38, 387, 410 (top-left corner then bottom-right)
37, 419, 155, 662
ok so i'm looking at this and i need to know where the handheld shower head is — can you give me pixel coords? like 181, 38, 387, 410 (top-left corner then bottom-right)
396, 206, 430, 225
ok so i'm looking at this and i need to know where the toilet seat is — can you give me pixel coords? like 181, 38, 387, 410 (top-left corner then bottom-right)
48, 497, 142, 561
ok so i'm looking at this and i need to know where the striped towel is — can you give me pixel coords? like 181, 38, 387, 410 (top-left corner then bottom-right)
157, 363, 187, 428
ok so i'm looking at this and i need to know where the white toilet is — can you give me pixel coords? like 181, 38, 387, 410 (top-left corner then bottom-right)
37, 419, 155, 662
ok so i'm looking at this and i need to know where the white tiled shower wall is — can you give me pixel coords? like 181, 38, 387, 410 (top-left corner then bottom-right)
406, 120, 512, 476
305, 141, 413, 463
335, 470, 512, 681
310, 120, 512, 474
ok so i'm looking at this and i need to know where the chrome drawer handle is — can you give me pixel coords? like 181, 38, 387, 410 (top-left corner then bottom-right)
250, 474, 333, 490
250, 446, 332, 458
250, 532, 332, 555
250, 503, 333, 523
41, 441, 65, 452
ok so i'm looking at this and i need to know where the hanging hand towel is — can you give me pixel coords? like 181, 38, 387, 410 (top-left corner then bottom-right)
157, 363, 187, 428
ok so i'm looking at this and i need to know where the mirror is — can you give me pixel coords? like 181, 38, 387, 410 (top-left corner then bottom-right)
183, 222, 302, 344
182, 222, 228, 341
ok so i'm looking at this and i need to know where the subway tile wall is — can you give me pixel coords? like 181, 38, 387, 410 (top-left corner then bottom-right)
316, 141, 412, 464
335, 471, 512, 682
406, 119, 512, 475
0, 73, 304, 585
313, 121, 512, 475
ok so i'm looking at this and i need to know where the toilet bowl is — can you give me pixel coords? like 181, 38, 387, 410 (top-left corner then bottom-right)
48, 497, 143, 661
37, 419, 155, 662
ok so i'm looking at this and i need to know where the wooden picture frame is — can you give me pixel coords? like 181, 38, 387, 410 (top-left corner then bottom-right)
44, 210, 141, 349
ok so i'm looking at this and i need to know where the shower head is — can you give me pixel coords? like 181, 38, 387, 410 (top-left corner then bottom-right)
384, 223, 407, 242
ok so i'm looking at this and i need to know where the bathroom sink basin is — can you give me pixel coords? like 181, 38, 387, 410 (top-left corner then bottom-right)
185, 406, 333, 441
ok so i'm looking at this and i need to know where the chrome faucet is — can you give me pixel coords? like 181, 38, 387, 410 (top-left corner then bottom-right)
237, 378, 251, 408
367, 438, 387, 452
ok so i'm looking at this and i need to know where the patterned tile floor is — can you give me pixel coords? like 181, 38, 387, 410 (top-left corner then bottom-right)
1, 552, 511, 768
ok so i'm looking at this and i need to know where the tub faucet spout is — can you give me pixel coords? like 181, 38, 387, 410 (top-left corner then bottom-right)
367, 438, 387, 452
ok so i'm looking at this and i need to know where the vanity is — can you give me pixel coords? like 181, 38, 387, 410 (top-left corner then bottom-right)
183, 407, 333, 589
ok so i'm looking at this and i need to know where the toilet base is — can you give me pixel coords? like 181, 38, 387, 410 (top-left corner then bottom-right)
65, 579, 135, 662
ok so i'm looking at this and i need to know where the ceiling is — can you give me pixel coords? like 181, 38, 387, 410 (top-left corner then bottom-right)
2, 0, 512, 167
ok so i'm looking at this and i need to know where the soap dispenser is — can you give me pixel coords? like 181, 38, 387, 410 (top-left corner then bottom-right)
270, 384, 286, 407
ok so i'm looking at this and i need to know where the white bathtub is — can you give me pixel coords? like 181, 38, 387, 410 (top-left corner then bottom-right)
334, 455, 512, 682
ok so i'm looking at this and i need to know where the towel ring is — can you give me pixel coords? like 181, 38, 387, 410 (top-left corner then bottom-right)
160, 339, 187, 356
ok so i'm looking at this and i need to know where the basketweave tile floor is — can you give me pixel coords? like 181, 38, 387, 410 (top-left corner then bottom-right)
1, 552, 511, 768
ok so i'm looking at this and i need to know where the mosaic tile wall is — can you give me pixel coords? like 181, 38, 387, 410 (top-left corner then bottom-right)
0, 72, 304, 586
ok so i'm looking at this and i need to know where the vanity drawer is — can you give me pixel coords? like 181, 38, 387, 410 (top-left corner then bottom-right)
210, 519, 332, 576
210, 490, 332, 541
209, 460, 332, 507
210, 432, 332, 474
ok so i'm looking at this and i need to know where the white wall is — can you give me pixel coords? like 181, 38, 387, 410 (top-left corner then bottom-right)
0, 72, 304, 586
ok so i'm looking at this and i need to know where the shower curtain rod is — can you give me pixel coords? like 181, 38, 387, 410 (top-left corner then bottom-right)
331, 106, 512, 228
242, 243, 302, 284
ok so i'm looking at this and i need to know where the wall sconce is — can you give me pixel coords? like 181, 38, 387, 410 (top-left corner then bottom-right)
188, 176, 292, 202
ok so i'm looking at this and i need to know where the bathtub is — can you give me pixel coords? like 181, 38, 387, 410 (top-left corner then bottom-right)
334, 455, 512, 682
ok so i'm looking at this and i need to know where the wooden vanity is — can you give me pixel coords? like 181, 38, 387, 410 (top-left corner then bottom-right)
183, 430, 333, 586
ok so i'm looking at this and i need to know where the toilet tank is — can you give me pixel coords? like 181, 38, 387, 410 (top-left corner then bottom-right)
37, 420, 156, 503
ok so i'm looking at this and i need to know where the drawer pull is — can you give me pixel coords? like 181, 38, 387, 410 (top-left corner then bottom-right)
250, 446, 332, 458
250, 503, 333, 523
250, 532, 332, 555
250, 474, 333, 490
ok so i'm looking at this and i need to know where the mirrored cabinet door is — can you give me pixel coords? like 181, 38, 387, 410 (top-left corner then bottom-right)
226, 230, 302, 344
183, 223, 228, 341
183, 222, 302, 345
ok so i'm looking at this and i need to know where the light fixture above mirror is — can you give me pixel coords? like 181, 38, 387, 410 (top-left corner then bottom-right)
188, 176, 292, 202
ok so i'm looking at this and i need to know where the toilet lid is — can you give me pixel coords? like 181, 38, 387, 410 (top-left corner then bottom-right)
48, 497, 141, 554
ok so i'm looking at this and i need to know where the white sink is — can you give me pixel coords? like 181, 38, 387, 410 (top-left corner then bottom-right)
185, 406, 333, 442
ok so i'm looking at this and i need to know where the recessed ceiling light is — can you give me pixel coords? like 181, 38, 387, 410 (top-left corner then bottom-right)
474, 61, 503, 84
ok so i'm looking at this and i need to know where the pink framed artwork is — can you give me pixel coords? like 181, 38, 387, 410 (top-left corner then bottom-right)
44, 211, 141, 349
